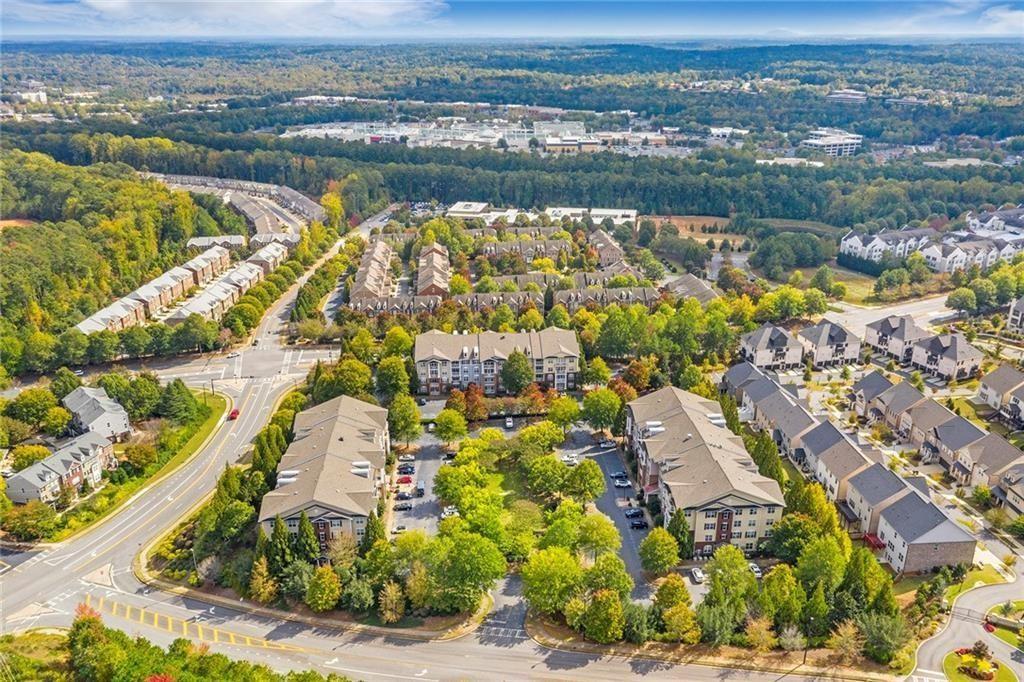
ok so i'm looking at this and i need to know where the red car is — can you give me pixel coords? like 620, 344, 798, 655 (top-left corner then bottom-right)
397, 475, 413, 484
229, 408, 240, 421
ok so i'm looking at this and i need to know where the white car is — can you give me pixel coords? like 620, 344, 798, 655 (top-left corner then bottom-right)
560, 454, 579, 466
392, 525, 407, 535
749, 562, 763, 579
690, 567, 706, 584
398, 454, 415, 462
613, 478, 632, 488
441, 506, 460, 519
505, 417, 515, 429
427, 423, 436, 432
599, 439, 617, 449
226, 351, 240, 358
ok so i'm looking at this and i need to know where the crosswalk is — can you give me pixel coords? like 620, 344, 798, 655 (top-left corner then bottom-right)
908, 669, 945, 682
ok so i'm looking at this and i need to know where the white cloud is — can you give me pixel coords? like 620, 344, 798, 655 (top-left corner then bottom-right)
4, 0, 449, 36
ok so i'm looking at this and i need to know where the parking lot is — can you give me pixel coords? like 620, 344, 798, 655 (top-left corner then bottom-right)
389, 431, 445, 536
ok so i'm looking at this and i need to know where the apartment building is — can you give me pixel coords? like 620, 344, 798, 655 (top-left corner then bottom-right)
866, 381, 926, 435
414, 328, 580, 395
74, 297, 148, 336
348, 295, 443, 316
625, 387, 784, 557
451, 291, 544, 312
909, 333, 983, 381
1006, 297, 1024, 334
480, 239, 571, 261
920, 240, 1002, 273
187, 235, 247, 250
967, 205, 1024, 233
839, 227, 937, 263
875, 489, 976, 573
950, 432, 1024, 489
258, 395, 389, 551
798, 321, 861, 367
739, 324, 804, 370
898, 398, 957, 448
664, 274, 719, 305
180, 246, 232, 288
247, 242, 290, 275
864, 314, 931, 363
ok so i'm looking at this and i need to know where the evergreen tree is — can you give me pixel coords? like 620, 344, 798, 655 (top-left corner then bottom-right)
294, 511, 321, 563
802, 583, 830, 638
666, 510, 694, 560
305, 565, 342, 612
157, 379, 201, 424
268, 516, 293, 577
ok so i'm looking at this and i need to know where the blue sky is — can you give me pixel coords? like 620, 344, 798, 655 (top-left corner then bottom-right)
3, 0, 1023, 39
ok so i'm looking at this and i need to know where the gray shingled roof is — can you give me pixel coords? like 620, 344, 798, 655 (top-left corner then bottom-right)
799, 321, 856, 348
62, 386, 128, 428
798, 421, 845, 457
914, 333, 983, 363
852, 371, 894, 403
722, 362, 766, 393
880, 490, 974, 545
876, 381, 926, 416
932, 416, 986, 452
866, 314, 928, 341
742, 324, 801, 351
848, 463, 906, 506
981, 364, 1024, 396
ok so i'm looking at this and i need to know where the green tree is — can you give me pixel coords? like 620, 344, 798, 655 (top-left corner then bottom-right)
704, 544, 757, 626
294, 511, 321, 564
856, 612, 909, 664
583, 589, 625, 644
388, 394, 423, 446
268, 516, 294, 577
796, 535, 847, 596
584, 553, 634, 599
565, 459, 606, 503
382, 325, 414, 358
427, 530, 506, 613
758, 564, 806, 630
584, 356, 612, 385
521, 546, 583, 614
547, 396, 580, 433
666, 510, 694, 560
375, 355, 410, 402
582, 388, 621, 433
746, 616, 779, 653
10, 444, 51, 471
577, 513, 622, 559
305, 565, 342, 612
6, 387, 58, 427
765, 513, 819, 564
663, 601, 702, 644
434, 408, 468, 446
500, 350, 535, 395
49, 367, 83, 400
360, 511, 386, 555
946, 287, 977, 314
2, 500, 60, 540
638, 527, 679, 574
343, 578, 375, 613
654, 573, 691, 613
802, 583, 830, 637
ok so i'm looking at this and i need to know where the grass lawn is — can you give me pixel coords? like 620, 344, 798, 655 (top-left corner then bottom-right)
0, 631, 70, 678
51, 392, 227, 542
894, 573, 931, 596
952, 397, 987, 429
990, 624, 1022, 649
762, 218, 845, 237
944, 565, 1006, 601
943, 652, 1019, 682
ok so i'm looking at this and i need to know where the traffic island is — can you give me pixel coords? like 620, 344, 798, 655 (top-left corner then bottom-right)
525, 612, 893, 682
943, 651, 1019, 682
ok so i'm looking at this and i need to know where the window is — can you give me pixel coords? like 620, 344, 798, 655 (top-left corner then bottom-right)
704, 534, 713, 542
733, 520, 742, 528
748, 520, 757, 527
703, 523, 715, 530
745, 531, 757, 538
733, 508, 743, 516
731, 532, 741, 539
705, 511, 716, 518
745, 542, 754, 550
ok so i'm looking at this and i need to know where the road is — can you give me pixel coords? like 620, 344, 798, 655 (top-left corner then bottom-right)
824, 294, 956, 338
912, 574, 1024, 682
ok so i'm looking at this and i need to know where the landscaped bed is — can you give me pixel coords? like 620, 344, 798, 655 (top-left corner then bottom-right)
943, 651, 1018, 682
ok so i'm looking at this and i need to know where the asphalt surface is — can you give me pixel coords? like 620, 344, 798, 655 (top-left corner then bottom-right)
391, 432, 444, 536
824, 293, 957, 338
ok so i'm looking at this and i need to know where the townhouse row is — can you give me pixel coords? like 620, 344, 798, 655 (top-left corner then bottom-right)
723, 363, 976, 573
6, 386, 132, 505
739, 321, 861, 371
864, 314, 982, 381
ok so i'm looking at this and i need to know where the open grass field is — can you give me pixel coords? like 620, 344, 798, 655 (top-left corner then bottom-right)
944, 565, 1006, 600
643, 215, 748, 244
0, 218, 38, 229
762, 218, 845, 237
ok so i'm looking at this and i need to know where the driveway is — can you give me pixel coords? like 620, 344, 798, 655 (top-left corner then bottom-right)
564, 429, 653, 600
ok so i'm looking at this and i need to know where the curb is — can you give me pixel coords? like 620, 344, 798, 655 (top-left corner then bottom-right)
525, 614, 891, 682
908, 567, 1019, 676
133, 384, 491, 644
1, 391, 231, 550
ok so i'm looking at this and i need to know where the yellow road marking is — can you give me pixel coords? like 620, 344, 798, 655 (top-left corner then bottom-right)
88, 596, 304, 650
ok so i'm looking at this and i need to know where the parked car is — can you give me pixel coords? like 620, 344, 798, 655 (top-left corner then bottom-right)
392, 525, 407, 534
226, 351, 240, 358
609, 471, 628, 479
397, 464, 415, 475
630, 520, 649, 530
397, 475, 413, 484
623, 508, 644, 519
228, 408, 240, 421
560, 454, 579, 466
394, 502, 413, 511
427, 423, 436, 432
505, 417, 514, 429
398, 454, 415, 462
690, 567, 706, 584
614, 478, 632, 488
396, 491, 413, 501
417, 398, 428, 406
749, 563, 763, 579
441, 506, 460, 519
599, 439, 617, 449
72, 368, 85, 376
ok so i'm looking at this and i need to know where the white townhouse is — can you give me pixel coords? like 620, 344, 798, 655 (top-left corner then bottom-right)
967, 206, 1024, 233
920, 239, 1001, 273
1006, 298, 1024, 334
978, 364, 1024, 412
909, 333, 983, 381
839, 227, 937, 263
798, 321, 861, 367
739, 324, 803, 371
863, 314, 930, 364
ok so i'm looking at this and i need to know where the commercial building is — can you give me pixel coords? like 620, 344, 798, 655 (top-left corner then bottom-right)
414, 328, 580, 395
258, 395, 389, 552
799, 128, 863, 157
625, 387, 784, 557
